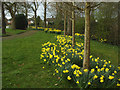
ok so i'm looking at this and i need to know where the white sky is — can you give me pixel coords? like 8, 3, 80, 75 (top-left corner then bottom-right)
5, 3, 52, 20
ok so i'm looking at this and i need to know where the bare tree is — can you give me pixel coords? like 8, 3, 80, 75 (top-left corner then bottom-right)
31, 1, 39, 29
4, 2, 17, 29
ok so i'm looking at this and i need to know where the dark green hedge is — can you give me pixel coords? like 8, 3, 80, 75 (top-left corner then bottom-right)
15, 14, 28, 30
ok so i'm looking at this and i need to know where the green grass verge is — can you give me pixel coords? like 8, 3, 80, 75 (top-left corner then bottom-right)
2, 31, 76, 88
90, 40, 119, 66
2, 30, 119, 88
2, 28, 26, 37
76, 37, 119, 66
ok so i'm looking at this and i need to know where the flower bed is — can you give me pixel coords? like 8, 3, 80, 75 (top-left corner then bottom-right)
31, 26, 62, 34
40, 35, 120, 88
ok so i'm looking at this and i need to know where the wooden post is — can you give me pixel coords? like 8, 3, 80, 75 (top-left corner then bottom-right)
83, 2, 90, 69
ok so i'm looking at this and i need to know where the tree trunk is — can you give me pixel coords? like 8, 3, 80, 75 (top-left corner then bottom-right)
72, 2, 75, 47
64, 11, 66, 37
2, 2, 6, 34
67, 16, 72, 36
11, 17, 16, 30
24, 2, 28, 19
83, 2, 90, 69
35, 11, 37, 29
44, 1, 46, 28
67, 16, 70, 35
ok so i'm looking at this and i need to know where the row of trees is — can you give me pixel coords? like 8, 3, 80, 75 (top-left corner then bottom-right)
48, 2, 119, 45
46, 2, 119, 68
2, 1, 47, 33
2, 1, 119, 69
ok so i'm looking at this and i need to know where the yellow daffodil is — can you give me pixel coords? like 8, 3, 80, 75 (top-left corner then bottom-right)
44, 59, 46, 62
117, 83, 120, 87
76, 80, 79, 84
108, 75, 114, 80
67, 76, 71, 80
93, 75, 98, 80
96, 66, 98, 69
112, 73, 114, 75
114, 71, 117, 74
97, 68, 101, 72
62, 62, 65, 65
84, 69, 88, 72
118, 66, 120, 70
91, 69, 95, 73
105, 68, 109, 72
76, 74, 79, 77
88, 82, 91, 85
100, 79, 104, 83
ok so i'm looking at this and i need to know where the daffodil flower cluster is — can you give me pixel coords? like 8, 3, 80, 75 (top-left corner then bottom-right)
40, 35, 120, 88
31, 26, 62, 34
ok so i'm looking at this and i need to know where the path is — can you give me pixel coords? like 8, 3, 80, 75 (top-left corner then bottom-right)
2, 30, 38, 40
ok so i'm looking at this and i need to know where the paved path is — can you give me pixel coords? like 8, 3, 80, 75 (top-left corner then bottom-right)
2, 30, 38, 40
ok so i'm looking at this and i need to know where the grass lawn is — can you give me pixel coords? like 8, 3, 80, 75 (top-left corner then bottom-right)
76, 37, 119, 66
1, 29, 26, 37
2, 30, 119, 88
2, 31, 76, 88
90, 40, 119, 66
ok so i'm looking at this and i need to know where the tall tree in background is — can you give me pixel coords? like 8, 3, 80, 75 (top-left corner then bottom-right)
2, 2, 6, 34
22, 2, 32, 19
4, 2, 17, 29
31, 1, 39, 29
83, 2, 90, 69
72, 2, 75, 47
64, 10, 66, 37
44, 0, 46, 28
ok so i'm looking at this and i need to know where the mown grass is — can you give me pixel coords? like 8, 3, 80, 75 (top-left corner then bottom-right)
2, 30, 119, 88
1, 29, 26, 37
2, 31, 76, 88
76, 37, 119, 66
90, 40, 119, 66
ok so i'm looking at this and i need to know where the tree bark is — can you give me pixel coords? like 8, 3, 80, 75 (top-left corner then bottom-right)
11, 17, 16, 30
24, 2, 28, 19
35, 11, 37, 29
2, 2, 6, 34
83, 2, 90, 69
64, 11, 66, 37
67, 16, 72, 36
72, 2, 75, 47
44, 1, 46, 28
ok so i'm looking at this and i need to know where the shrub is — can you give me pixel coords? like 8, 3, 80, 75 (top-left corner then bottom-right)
15, 14, 28, 30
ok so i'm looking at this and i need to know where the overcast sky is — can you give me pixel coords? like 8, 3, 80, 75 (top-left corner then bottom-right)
5, 3, 52, 20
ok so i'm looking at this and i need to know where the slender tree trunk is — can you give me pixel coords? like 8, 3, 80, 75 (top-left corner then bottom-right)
67, 15, 72, 35
35, 11, 37, 29
83, 2, 90, 69
44, 1, 46, 28
72, 2, 75, 47
70, 20, 72, 36
24, 2, 28, 19
64, 11, 66, 37
2, 2, 6, 34
67, 16, 70, 35
11, 17, 16, 30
